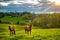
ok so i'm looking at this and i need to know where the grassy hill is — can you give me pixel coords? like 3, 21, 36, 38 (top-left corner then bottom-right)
1, 16, 30, 25
1, 16, 23, 23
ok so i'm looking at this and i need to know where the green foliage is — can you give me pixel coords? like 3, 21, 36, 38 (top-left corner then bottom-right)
0, 12, 5, 18
33, 13, 60, 28
0, 12, 60, 28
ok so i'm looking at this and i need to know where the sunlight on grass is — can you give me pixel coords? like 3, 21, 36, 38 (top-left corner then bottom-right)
0, 24, 60, 40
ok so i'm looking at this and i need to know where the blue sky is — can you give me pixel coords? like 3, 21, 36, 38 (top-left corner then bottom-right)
0, 0, 60, 13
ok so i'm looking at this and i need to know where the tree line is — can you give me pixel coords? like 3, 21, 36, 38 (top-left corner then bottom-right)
0, 12, 60, 28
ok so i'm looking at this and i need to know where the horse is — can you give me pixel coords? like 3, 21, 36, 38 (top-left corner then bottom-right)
9, 25, 16, 36
25, 23, 32, 35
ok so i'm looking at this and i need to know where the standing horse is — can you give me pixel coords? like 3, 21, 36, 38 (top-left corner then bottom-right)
25, 23, 32, 35
9, 25, 16, 36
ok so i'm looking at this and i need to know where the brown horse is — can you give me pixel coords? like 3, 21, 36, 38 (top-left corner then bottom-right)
25, 23, 32, 35
9, 25, 16, 36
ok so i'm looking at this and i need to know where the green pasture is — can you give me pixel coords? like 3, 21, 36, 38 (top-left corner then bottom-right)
0, 24, 60, 40
1, 16, 24, 23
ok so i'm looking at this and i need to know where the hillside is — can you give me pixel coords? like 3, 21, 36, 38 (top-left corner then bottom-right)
0, 12, 60, 28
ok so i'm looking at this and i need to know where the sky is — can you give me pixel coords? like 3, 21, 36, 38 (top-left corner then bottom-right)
0, 0, 60, 13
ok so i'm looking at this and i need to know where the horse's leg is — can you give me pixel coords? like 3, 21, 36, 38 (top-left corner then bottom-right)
27, 31, 29, 34
14, 30, 16, 35
25, 30, 27, 34
10, 31, 11, 36
10, 30, 13, 36
12, 31, 14, 36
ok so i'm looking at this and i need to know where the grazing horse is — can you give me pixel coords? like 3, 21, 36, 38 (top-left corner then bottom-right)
9, 25, 16, 36
25, 23, 32, 35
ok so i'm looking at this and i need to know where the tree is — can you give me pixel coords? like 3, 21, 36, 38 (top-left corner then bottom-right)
0, 12, 4, 18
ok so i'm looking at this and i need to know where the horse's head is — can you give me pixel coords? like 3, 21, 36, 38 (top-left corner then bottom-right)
9, 25, 15, 30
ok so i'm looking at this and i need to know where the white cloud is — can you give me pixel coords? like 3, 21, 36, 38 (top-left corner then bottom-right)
24, 0, 39, 5
12, 0, 39, 5
0, 2, 10, 6
0, 0, 39, 6
0, 1, 23, 6
8, 1, 23, 4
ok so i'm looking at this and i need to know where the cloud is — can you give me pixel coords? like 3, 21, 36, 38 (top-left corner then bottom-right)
0, 0, 13, 2
0, 0, 23, 6
0, 2, 10, 6
0, 0, 39, 6
0, 0, 60, 13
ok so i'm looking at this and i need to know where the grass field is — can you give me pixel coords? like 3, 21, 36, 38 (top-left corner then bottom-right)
0, 24, 60, 40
